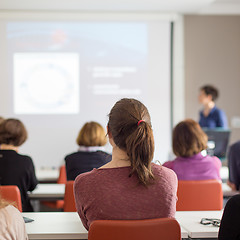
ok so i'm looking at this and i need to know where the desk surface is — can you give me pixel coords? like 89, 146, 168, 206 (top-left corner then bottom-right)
36, 166, 228, 183
220, 166, 228, 182
176, 210, 223, 239
23, 212, 188, 239
23, 212, 87, 239
28, 184, 65, 200
36, 168, 59, 182
222, 182, 240, 197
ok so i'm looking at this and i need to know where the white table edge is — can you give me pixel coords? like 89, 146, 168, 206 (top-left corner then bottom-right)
28, 233, 87, 240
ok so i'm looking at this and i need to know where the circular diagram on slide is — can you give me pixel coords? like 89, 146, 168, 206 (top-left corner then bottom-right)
14, 52, 79, 114
21, 64, 73, 109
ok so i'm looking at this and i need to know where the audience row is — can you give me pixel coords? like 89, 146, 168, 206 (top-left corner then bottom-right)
0, 97, 239, 240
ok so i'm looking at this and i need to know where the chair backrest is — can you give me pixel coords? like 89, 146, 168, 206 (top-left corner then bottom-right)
58, 165, 67, 184
88, 218, 181, 240
177, 179, 223, 211
0, 185, 22, 212
63, 181, 76, 212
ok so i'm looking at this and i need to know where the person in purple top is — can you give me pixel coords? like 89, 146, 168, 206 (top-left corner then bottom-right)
163, 119, 221, 180
198, 85, 228, 128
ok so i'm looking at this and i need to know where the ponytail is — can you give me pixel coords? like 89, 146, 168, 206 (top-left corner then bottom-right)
126, 121, 155, 186
108, 98, 155, 186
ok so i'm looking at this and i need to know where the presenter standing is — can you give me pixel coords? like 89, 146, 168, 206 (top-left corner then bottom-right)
198, 85, 228, 128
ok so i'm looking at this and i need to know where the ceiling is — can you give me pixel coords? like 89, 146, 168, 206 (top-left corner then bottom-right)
0, 0, 239, 14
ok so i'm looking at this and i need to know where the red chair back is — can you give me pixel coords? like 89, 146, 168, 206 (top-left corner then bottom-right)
0, 185, 22, 212
177, 179, 223, 211
58, 165, 67, 184
63, 181, 76, 212
41, 165, 66, 209
88, 218, 181, 240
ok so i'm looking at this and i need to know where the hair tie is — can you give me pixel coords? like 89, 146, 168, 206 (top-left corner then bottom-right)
137, 120, 144, 126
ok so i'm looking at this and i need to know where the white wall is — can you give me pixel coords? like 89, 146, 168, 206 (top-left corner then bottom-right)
184, 15, 240, 145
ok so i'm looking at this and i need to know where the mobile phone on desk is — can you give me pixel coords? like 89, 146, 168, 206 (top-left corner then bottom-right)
23, 216, 34, 223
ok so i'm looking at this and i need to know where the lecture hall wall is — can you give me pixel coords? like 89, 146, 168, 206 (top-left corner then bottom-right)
184, 15, 240, 145
1, 12, 240, 164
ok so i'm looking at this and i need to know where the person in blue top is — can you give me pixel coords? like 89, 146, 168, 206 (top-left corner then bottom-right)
198, 85, 228, 128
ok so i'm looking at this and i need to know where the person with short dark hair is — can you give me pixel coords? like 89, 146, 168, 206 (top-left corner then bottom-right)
218, 194, 240, 240
65, 121, 111, 181
74, 98, 177, 230
198, 85, 228, 128
0, 118, 38, 212
163, 119, 221, 180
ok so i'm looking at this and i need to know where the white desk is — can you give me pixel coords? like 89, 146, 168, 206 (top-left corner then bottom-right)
35, 166, 228, 183
23, 212, 88, 239
36, 168, 59, 182
222, 182, 239, 197
28, 184, 65, 200
23, 212, 188, 239
220, 166, 228, 182
176, 211, 223, 239
179, 226, 188, 239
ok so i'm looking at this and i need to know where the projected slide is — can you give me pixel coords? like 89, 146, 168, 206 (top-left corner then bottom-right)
8, 22, 148, 115
14, 53, 79, 114
4, 19, 171, 167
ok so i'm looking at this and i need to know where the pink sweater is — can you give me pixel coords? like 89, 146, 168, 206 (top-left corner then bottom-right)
74, 164, 178, 230
0, 205, 28, 240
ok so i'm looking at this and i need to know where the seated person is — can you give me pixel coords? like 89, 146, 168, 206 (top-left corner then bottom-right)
0, 118, 38, 212
218, 194, 240, 240
65, 121, 111, 181
0, 195, 28, 239
227, 140, 240, 190
163, 119, 221, 180
198, 85, 228, 128
74, 98, 178, 230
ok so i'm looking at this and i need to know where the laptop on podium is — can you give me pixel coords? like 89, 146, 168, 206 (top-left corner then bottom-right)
203, 128, 231, 160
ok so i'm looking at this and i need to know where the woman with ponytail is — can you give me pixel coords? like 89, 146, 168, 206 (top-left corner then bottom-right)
74, 98, 177, 230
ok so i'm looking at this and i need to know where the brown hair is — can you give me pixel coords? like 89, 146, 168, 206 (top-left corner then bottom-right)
172, 119, 208, 157
76, 121, 107, 147
201, 85, 219, 101
108, 98, 155, 186
0, 118, 28, 146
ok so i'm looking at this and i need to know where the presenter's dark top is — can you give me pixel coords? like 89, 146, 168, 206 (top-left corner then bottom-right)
199, 106, 228, 128
65, 150, 112, 181
218, 194, 240, 240
0, 150, 38, 212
